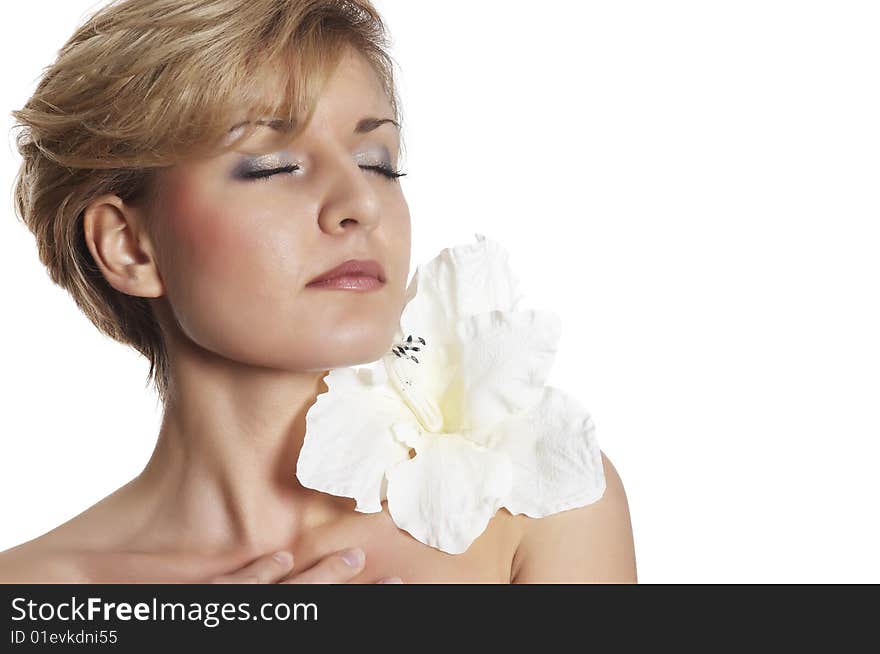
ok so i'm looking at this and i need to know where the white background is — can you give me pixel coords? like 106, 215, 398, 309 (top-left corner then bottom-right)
1, 1, 878, 583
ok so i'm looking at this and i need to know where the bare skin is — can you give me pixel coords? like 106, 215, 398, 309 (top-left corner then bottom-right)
0, 46, 637, 584
0, 450, 633, 583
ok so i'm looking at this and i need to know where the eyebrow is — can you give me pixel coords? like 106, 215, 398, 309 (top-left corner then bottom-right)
228, 116, 400, 134
354, 117, 400, 134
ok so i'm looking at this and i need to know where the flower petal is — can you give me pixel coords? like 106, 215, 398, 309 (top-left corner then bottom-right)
444, 309, 561, 438
384, 234, 529, 433
297, 366, 413, 514
399, 233, 525, 347
492, 385, 606, 517
385, 434, 513, 554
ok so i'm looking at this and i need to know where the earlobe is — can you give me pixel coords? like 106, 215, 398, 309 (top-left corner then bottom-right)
82, 194, 165, 299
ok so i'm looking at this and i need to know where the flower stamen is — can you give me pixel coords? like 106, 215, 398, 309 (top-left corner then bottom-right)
385, 334, 442, 432
390, 334, 425, 364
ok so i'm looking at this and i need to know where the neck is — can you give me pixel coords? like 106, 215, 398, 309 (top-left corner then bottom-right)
130, 339, 350, 557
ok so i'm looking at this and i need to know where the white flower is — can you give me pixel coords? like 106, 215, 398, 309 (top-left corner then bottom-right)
296, 234, 606, 555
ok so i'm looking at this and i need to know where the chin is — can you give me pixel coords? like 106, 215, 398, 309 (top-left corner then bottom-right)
332, 343, 390, 368
308, 332, 393, 370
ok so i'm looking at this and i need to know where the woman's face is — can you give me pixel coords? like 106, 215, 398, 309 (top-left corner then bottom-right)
148, 48, 411, 372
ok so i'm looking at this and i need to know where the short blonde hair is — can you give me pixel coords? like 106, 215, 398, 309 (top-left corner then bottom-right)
10, 0, 403, 405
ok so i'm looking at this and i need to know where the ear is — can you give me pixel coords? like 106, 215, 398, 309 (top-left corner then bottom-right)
82, 194, 165, 298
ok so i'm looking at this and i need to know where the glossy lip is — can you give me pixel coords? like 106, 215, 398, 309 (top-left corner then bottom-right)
306, 276, 385, 291
306, 258, 386, 287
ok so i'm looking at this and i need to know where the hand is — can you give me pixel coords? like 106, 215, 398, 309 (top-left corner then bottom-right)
209, 548, 404, 584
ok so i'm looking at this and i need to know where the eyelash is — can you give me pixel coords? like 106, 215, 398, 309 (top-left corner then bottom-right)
242, 163, 407, 183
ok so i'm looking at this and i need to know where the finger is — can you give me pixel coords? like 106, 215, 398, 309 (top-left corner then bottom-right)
211, 550, 295, 584
281, 547, 366, 584
376, 576, 404, 584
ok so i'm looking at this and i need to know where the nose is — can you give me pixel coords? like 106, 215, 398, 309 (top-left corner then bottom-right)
315, 152, 382, 235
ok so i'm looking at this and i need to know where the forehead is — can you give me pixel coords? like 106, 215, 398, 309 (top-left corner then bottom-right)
226, 48, 392, 151
321, 47, 389, 103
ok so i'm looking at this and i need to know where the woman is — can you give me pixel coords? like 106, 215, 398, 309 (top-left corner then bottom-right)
1, 0, 636, 583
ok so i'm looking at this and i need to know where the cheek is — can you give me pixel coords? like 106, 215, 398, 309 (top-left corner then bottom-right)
173, 204, 284, 278
389, 202, 412, 299
163, 174, 299, 290
159, 183, 304, 355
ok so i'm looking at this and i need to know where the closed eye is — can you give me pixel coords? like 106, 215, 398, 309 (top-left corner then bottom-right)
241, 164, 407, 183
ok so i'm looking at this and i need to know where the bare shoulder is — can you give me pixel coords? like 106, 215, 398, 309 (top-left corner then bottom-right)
0, 539, 87, 584
0, 482, 138, 584
509, 450, 637, 583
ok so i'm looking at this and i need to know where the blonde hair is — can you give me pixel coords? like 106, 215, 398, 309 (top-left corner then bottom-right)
10, 0, 403, 405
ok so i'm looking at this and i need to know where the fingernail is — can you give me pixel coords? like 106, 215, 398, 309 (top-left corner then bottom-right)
273, 551, 293, 565
341, 547, 365, 568
379, 576, 403, 584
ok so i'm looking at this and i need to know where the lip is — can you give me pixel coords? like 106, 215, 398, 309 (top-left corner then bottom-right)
306, 258, 386, 289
